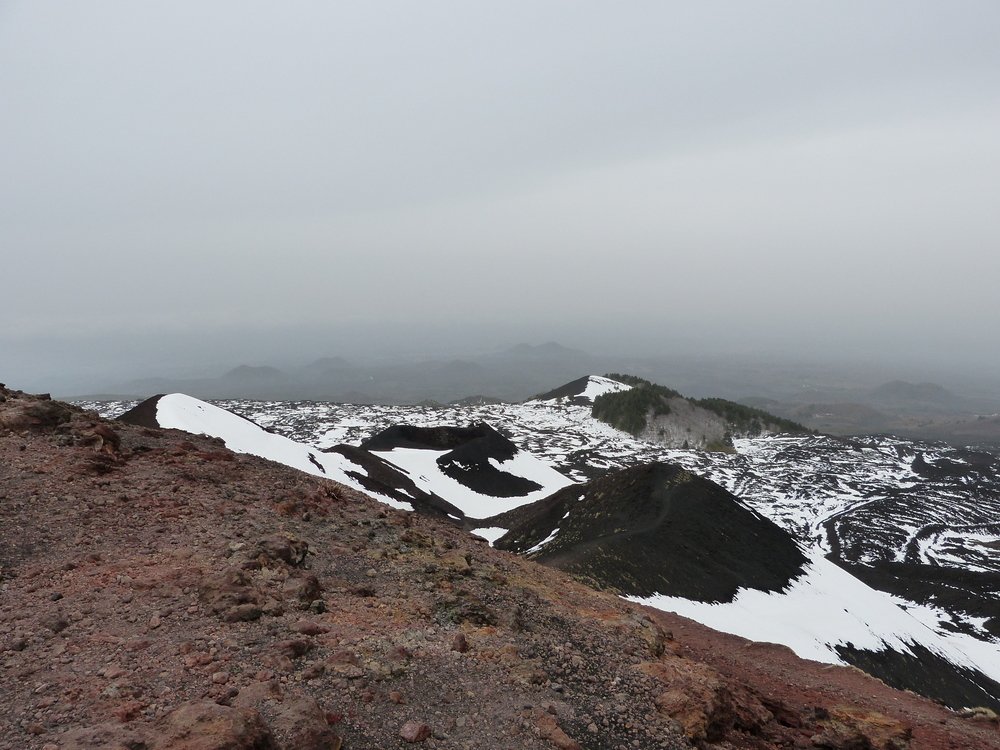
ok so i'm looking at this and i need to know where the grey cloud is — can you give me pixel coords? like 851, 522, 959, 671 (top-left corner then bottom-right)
1, 1, 999, 393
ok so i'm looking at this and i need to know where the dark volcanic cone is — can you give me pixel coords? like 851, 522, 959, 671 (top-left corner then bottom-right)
116, 394, 166, 428
491, 462, 807, 603
323, 444, 466, 521
361, 423, 543, 498
532, 375, 594, 405
361, 423, 512, 452
117, 394, 269, 433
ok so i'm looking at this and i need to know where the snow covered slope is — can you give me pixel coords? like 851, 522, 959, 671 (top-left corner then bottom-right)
367, 445, 573, 517
489, 454, 1000, 711
120, 393, 416, 512
119, 393, 572, 520
630, 553, 997, 670
529, 374, 633, 405
630, 553, 1000, 709
357, 422, 574, 518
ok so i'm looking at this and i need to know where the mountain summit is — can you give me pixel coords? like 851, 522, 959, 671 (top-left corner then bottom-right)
578, 375, 813, 449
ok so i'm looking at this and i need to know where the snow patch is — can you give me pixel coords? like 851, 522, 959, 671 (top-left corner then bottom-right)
526, 525, 562, 555
371, 446, 572, 517
153, 394, 411, 510
580, 375, 633, 402
471, 527, 509, 545
628, 554, 1000, 684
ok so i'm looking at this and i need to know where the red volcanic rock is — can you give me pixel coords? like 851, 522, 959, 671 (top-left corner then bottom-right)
399, 720, 432, 742
269, 695, 342, 750
158, 701, 278, 749
292, 619, 330, 636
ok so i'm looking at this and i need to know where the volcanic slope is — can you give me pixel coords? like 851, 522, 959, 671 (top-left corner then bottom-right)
489, 462, 807, 603
118, 393, 463, 520
119, 394, 572, 522
12, 386, 1000, 748
487, 459, 1000, 714
147, 376, 1000, 651
0, 384, 710, 749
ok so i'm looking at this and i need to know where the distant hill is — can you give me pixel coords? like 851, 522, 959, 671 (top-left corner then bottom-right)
588, 375, 813, 450
531, 374, 632, 405
736, 379, 1000, 447
96, 355, 1000, 448
867, 380, 960, 409
111, 343, 602, 404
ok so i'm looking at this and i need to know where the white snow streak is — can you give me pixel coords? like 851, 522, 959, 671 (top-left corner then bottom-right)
629, 554, 1000, 686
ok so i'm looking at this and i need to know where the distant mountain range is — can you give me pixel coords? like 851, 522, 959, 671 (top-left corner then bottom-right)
742, 379, 1000, 448
110, 342, 598, 405
106, 373, 1000, 714
93, 342, 1000, 449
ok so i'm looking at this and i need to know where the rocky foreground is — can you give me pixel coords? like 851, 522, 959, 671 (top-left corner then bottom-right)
1, 385, 998, 749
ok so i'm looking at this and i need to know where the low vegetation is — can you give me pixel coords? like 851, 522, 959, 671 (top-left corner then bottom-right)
592, 377, 680, 435
694, 397, 813, 437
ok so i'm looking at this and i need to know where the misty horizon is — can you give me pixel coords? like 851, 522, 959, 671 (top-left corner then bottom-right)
2, 3, 998, 398
10, 323, 1000, 406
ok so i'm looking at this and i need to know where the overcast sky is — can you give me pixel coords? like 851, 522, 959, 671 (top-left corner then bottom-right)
2, 1, 999, 392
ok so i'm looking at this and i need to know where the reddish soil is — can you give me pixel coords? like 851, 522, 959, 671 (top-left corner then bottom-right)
1, 384, 998, 750
646, 610, 1000, 749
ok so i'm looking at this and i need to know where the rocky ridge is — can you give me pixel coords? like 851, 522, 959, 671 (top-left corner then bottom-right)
4, 384, 999, 749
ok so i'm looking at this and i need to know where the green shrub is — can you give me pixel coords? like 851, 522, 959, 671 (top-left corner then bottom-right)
704, 439, 738, 453
592, 381, 679, 436
603, 373, 653, 388
693, 398, 812, 436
